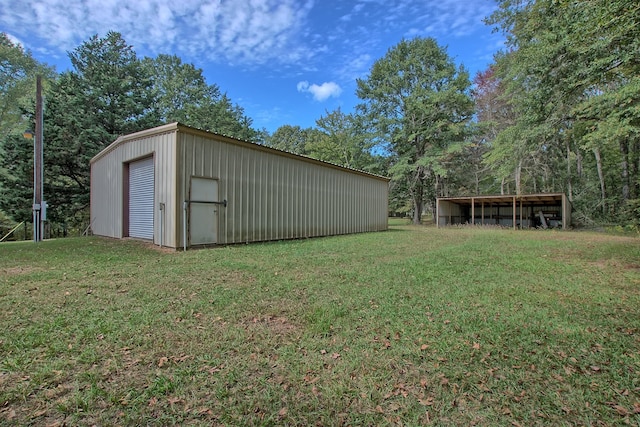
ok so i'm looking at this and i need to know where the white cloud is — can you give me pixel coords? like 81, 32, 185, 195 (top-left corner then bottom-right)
297, 80, 342, 101
4, 32, 24, 48
408, 0, 497, 38
0, 0, 315, 66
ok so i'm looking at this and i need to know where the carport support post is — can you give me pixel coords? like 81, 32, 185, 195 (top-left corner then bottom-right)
512, 196, 516, 230
436, 198, 440, 228
471, 198, 475, 225
519, 199, 523, 229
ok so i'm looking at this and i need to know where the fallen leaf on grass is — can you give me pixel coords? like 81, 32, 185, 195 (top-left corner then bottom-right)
419, 397, 434, 406
157, 357, 169, 367
206, 365, 223, 374
303, 373, 320, 384
420, 344, 429, 351
472, 342, 480, 350
332, 353, 341, 359
167, 397, 183, 405
148, 397, 158, 407
173, 354, 191, 363
278, 407, 288, 417
633, 403, 640, 414
613, 405, 628, 416
32, 409, 47, 417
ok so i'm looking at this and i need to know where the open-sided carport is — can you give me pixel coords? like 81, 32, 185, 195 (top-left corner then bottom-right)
436, 193, 571, 229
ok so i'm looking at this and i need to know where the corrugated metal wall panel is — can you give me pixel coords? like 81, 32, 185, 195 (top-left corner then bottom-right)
90, 131, 178, 246
94, 124, 387, 249
177, 130, 387, 246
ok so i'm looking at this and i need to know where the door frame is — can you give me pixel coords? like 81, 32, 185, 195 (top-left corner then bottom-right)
188, 176, 220, 246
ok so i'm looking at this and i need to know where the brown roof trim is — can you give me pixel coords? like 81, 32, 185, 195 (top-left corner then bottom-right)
437, 193, 567, 206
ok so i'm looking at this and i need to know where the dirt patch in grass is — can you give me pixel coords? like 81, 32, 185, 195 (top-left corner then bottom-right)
240, 315, 300, 336
1, 266, 40, 276
623, 263, 640, 272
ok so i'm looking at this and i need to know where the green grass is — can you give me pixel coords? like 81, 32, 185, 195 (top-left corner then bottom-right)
1, 223, 639, 426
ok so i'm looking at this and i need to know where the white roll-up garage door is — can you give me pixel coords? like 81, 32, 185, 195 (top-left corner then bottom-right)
129, 157, 154, 240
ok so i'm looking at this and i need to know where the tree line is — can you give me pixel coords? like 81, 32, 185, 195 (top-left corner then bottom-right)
1, 0, 638, 234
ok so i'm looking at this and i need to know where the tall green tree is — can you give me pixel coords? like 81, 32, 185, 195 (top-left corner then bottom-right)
0, 133, 38, 223
486, 0, 640, 221
307, 108, 381, 172
44, 32, 154, 224
143, 54, 257, 141
0, 33, 54, 223
265, 125, 312, 155
356, 37, 474, 223
470, 64, 517, 194
0, 33, 52, 139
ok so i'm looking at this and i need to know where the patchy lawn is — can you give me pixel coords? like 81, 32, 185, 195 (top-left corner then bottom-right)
1, 224, 639, 426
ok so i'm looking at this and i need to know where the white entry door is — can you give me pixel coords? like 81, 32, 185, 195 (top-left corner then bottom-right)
190, 177, 218, 245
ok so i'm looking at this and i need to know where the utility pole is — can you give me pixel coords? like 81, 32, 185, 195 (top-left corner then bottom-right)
34, 75, 44, 242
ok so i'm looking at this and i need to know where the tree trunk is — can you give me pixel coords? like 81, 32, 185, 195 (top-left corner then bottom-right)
474, 168, 480, 195
576, 149, 583, 179
566, 139, 573, 202
515, 160, 522, 195
593, 147, 606, 214
631, 140, 639, 199
412, 176, 424, 224
413, 196, 423, 224
620, 139, 630, 202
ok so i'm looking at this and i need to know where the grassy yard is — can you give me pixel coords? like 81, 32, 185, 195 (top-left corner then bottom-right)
1, 222, 639, 426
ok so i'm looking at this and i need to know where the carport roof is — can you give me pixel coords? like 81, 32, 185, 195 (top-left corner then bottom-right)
437, 193, 566, 207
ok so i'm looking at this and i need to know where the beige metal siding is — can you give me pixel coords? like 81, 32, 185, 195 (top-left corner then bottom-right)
90, 130, 178, 246
177, 129, 388, 245
92, 123, 388, 249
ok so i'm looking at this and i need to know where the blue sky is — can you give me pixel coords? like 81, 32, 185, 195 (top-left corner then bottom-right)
1, 0, 503, 133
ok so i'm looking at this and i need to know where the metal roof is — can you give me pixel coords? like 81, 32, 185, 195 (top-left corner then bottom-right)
90, 122, 390, 182
437, 193, 566, 206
